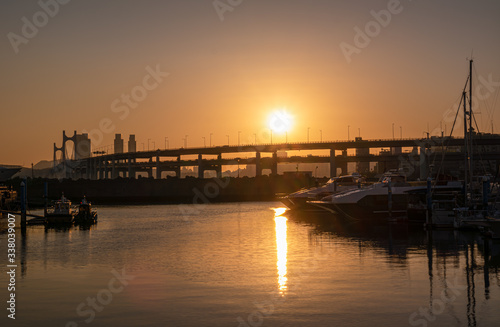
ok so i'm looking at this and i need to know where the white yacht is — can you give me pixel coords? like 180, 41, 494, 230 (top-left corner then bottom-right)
309, 171, 418, 221
280, 173, 366, 211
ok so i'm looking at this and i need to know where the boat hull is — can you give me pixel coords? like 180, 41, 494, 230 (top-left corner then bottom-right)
490, 221, 500, 239
312, 202, 407, 222
45, 214, 74, 224
74, 212, 98, 225
280, 196, 327, 211
312, 191, 408, 217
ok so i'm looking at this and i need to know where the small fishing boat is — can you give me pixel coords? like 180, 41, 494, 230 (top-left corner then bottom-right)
45, 194, 74, 224
73, 196, 98, 225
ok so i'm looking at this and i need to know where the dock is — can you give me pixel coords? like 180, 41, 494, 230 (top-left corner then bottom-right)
1, 210, 46, 225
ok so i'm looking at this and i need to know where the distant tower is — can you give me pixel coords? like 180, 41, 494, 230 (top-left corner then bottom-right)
53, 131, 91, 178
74, 133, 91, 159
53, 142, 65, 168
128, 135, 136, 152
53, 130, 76, 168
114, 134, 124, 154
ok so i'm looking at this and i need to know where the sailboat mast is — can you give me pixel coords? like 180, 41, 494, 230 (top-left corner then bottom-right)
463, 91, 468, 200
469, 59, 473, 185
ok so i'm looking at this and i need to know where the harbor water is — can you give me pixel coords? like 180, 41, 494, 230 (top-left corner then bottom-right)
1, 202, 500, 327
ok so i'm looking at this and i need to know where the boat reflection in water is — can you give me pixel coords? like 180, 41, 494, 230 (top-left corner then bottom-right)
274, 207, 288, 295
5, 203, 500, 326
287, 210, 500, 327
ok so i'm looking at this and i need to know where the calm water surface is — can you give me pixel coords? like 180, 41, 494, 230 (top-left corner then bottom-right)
1, 202, 500, 327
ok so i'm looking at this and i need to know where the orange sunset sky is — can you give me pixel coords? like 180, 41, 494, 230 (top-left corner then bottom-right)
1, 0, 500, 166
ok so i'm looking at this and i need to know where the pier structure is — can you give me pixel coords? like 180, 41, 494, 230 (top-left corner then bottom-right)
57, 132, 500, 180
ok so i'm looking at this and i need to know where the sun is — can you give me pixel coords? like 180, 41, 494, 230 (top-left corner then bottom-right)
268, 109, 293, 134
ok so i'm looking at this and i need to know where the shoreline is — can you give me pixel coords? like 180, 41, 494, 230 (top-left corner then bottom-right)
5, 175, 315, 206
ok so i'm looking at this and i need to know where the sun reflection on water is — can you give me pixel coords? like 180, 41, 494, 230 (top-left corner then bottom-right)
274, 208, 288, 295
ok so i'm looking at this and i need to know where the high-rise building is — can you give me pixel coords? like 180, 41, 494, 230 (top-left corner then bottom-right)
128, 135, 137, 152
74, 133, 91, 159
114, 134, 124, 154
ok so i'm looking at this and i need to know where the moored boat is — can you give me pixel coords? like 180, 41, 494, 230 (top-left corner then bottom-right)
406, 182, 463, 226
73, 196, 98, 225
426, 60, 500, 231
280, 173, 366, 211
45, 194, 74, 224
309, 170, 416, 221
0, 185, 18, 211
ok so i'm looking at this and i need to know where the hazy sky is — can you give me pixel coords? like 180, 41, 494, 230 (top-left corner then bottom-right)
1, 0, 500, 165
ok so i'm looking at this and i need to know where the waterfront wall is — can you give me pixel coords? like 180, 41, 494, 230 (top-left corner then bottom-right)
12, 175, 314, 205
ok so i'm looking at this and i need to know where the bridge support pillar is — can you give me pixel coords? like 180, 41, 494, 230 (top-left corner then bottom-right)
111, 159, 117, 179
86, 160, 90, 179
87, 159, 92, 180
217, 154, 222, 178
340, 150, 348, 175
127, 156, 134, 179
92, 158, 97, 180
146, 158, 152, 178
104, 160, 109, 180
88, 159, 92, 180
419, 146, 428, 180
329, 149, 336, 178
255, 152, 262, 177
101, 160, 106, 179
176, 156, 181, 178
156, 155, 161, 179
271, 151, 278, 176
97, 160, 102, 180
198, 154, 204, 179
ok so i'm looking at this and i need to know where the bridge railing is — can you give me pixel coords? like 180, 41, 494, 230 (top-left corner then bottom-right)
86, 136, 461, 159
